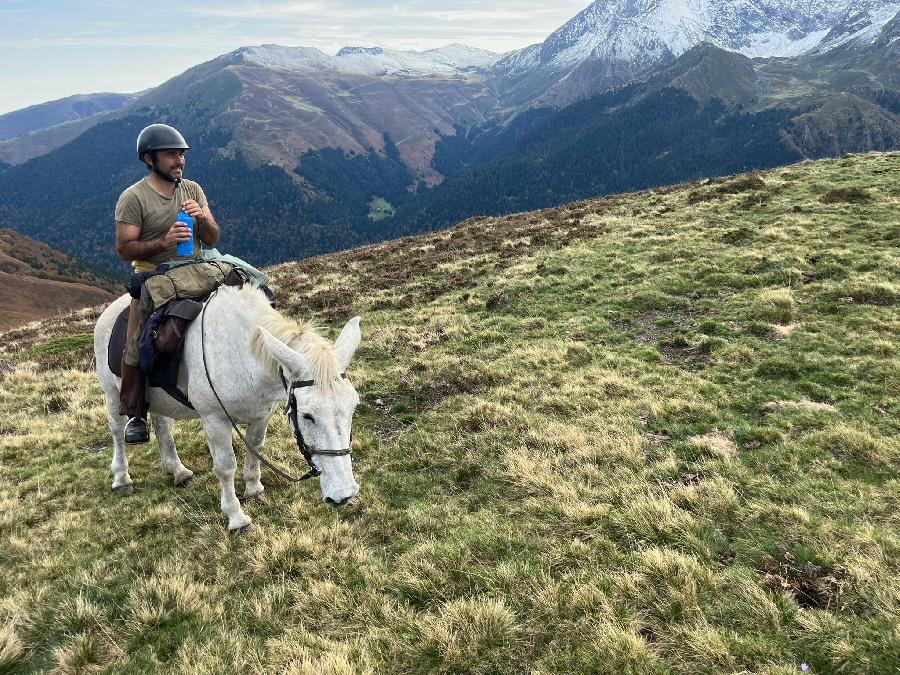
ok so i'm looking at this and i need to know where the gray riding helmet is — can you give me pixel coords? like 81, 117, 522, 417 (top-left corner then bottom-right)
136, 124, 189, 162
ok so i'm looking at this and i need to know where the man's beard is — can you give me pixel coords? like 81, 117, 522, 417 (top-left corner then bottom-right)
151, 158, 181, 183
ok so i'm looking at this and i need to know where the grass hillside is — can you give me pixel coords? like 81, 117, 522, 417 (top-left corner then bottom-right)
0, 152, 897, 673
0, 229, 119, 331
0, 229, 121, 293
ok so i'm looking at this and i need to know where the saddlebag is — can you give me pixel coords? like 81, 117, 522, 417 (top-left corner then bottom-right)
154, 299, 203, 353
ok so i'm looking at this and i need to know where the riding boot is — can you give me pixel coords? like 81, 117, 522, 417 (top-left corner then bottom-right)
120, 362, 149, 444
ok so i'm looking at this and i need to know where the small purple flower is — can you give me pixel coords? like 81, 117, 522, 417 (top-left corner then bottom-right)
801, 665, 809, 672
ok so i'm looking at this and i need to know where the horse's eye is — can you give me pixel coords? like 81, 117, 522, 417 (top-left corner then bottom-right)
302, 413, 316, 423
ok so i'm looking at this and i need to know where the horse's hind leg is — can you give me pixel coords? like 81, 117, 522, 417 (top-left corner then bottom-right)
105, 394, 133, 494
152, 414, 194, 487
242, 419, 269, 499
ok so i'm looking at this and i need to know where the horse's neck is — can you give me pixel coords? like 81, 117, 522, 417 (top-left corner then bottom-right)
203, 290, 286, 404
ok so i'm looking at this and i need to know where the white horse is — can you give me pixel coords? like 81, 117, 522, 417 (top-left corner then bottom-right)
93, 284, 361, 530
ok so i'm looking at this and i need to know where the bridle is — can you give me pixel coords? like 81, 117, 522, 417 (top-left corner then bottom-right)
199, 289, 354, 482
279, 371, 354, 481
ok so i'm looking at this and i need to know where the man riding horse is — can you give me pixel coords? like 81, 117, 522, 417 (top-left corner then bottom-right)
96, 124, 362, 528
115, 124, 220, 444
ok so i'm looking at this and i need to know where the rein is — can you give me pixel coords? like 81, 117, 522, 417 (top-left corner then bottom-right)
199, 289, 352, 482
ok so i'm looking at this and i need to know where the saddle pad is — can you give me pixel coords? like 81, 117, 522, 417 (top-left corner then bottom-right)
107, 305, 130, 378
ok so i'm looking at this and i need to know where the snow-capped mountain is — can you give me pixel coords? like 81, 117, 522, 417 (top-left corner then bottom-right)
492, 0, 900, 107
232, 43, 500, 77
813, 3, 900, 52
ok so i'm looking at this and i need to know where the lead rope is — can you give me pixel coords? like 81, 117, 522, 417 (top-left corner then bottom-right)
200, 288, 316, 482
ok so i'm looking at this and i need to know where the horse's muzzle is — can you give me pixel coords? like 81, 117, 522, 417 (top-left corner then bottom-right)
325, 495, 353, 508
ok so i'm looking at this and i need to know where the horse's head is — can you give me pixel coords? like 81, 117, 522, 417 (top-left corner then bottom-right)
255, 316, 362, 506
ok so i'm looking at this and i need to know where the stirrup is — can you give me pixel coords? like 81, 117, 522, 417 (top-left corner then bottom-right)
124, 417, 150, 445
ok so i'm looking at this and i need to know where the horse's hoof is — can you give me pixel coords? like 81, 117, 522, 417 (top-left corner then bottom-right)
239, 490, 266, 503
174, 471, 194, 487
229, 522, 253, 534
112, 484, 134, 496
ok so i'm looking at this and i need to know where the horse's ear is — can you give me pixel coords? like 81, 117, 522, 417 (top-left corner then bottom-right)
256, 327, 308, 376
334, 316, 361, 371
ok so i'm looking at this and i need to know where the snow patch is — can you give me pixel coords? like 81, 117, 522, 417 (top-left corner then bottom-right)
742, 28, 832, 57
238, 43, 500, 78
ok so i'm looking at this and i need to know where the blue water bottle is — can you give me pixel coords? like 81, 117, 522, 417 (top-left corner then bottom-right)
175, 209, 194, 256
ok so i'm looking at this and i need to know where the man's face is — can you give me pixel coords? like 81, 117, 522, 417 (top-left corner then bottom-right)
148, 148, 185, 180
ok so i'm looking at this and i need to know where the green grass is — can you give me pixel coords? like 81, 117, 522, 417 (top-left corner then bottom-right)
0, 152, 898, 673
368, 196, 395, 222
23, 333, 93, 356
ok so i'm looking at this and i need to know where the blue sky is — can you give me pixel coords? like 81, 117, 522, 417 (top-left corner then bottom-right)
0, 0, 590, 114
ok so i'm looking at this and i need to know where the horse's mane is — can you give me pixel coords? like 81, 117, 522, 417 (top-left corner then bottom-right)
232, 285, 341, 394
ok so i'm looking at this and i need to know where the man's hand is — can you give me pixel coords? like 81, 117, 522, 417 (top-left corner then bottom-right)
181, 199, 206, 222
163, 222, 193, 247
184, 199, 220, 247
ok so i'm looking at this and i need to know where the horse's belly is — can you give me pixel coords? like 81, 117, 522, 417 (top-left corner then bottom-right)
147, 389, 202, 420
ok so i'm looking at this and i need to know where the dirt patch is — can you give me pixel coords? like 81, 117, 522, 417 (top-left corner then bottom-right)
610, 310, 711, 367
641, 430, 671, 444
758, 548, 853, 610
761, 400, 837, 413
688, 430, 738, 459
655, 472, 701, 491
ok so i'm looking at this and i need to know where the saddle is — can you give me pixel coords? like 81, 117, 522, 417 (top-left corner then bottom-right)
107, 301, 199, 409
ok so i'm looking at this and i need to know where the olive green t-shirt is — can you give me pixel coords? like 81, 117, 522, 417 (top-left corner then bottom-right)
114, 177, 209, 269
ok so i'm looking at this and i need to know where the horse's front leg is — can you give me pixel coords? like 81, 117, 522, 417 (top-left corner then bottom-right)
202, 415, 251, 531
152, 414, 194, 487
242, 417, 271, 499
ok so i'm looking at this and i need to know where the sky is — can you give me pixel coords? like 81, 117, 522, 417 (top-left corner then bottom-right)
0, 0, 592, 115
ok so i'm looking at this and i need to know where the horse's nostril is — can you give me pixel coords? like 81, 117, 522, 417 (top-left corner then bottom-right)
325, 495, 352, 507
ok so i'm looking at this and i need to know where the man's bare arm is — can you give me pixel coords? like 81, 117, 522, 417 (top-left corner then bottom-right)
115, 221, 191, 262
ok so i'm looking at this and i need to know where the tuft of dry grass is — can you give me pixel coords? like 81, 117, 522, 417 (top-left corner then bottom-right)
688, 430, 739, 459
807, 424, 896, 467
0, 621, 24, 670
761, 400, 837, 413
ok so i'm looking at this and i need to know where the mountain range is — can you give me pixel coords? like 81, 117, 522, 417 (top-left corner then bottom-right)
493, 0, 900, 107
0, 0, 897, 275
0, 93, 137, 166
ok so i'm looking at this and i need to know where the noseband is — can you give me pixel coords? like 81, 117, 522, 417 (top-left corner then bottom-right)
280, 372, 353, 480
